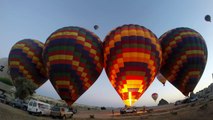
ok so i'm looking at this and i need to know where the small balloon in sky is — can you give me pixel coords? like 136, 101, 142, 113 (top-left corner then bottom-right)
205, 15, 211, 22
94, 25, 99, 30
152, 93, 158, 102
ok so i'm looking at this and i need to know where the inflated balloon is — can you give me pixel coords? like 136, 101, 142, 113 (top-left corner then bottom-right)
43, 26, 103, 105
157, 73, 166, 86
159, 27, 208, 96
0, 58, 13, 86
8, 39, 47, 88
104, 24, 162, 106
94, 25, 99, 30
205, 15, 211, 22
152, 93, 158, 101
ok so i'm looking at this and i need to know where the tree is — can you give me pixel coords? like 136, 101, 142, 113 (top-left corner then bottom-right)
14, 77, 37, 100
158, 99, 169, 106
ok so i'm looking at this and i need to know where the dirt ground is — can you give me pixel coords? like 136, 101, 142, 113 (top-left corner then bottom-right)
1, 99, 213, 120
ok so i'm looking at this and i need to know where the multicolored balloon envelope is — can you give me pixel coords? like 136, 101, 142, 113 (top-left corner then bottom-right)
159, 27, 208, 96
43, 26, 103, 105
104, 24, 162, 106
8, 39, 47, 88
152, 93, 158, 102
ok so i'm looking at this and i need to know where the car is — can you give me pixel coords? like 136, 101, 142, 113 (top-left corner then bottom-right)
50, 106, 73, 119
174, 97, 198, 106
208, 94, 213, 101
0, 94, 6, 103
10, 98, 28, 111
69, 107, 77, 114
189, 97, 198, 102
120, 107, 137, 114
174, 100, 182, 106
27, 99, 51, 116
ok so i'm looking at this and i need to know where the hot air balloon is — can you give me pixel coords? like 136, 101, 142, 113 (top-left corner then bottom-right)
43, 26, 103, 105
8, 39, 47, 88
104, 24, 162, 106
157, 73, 167, 86
159, 27, 208, 96
152, 93, 158, 101
94, 25, 99, 30
205, 15, 211, 22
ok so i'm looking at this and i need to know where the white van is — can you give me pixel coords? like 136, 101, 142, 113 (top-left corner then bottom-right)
27, 99, 51, 116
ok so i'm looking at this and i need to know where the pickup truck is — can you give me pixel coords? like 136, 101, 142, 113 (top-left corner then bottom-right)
120, 107, 137, 114
50, 106, 73, 119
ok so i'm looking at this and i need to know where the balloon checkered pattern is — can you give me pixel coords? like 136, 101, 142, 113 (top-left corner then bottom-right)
43, 26, 103, 105
8, 39, 47, 88
104, 24, 162, 106
159, 27, 208, 96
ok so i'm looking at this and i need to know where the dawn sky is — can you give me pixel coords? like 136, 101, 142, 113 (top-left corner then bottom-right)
0, 0, 213, 107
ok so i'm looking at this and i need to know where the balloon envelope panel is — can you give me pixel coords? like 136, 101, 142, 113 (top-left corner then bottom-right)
159, 27, 208, 96
104, 24, 162, 106
8, 39, 47, 88
43, 26, 103, 105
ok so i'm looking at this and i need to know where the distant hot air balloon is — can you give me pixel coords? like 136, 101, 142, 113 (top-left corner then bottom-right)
104, 24, 162, 106
8, 39, 48, 88
43, 26, 103, 105
159, 27, 208, 96
152, 93, 158, 101
157, 73, 167, 86
205, 15, 211, 22
94, 25, 99, 30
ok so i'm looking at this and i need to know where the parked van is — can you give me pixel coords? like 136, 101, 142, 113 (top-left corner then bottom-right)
27, 99, 51, 116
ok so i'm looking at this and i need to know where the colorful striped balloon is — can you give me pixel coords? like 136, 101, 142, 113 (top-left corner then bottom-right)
104, 24, 162, 106
43, 26, 103, 105
8, 39, 47, 88
159, 27, 208, 96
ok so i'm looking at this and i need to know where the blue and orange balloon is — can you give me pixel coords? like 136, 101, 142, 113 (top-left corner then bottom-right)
43, 26, 103, 105
104, 24, 162, 106
159, 27, 208, 96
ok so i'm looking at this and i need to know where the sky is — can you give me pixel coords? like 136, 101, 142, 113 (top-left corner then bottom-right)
0, 0, 213, 107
